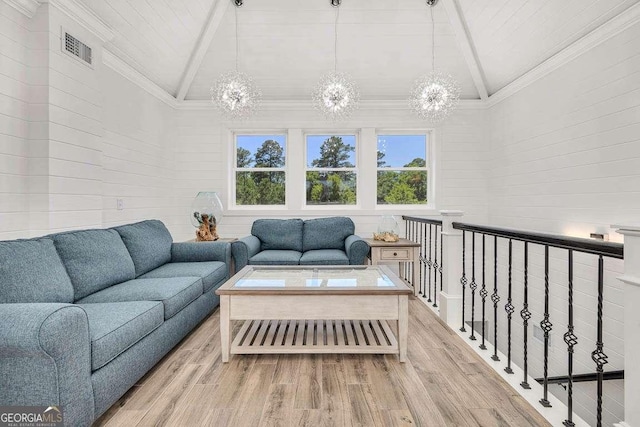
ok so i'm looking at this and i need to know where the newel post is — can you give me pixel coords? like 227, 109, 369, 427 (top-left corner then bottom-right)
439, 210, 464, 327
614, 224, 640, 427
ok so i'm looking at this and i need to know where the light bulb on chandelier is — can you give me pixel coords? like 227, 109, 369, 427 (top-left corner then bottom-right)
409, 0, 460, 123
312, 0, 360, 121
211, 0, 261, 119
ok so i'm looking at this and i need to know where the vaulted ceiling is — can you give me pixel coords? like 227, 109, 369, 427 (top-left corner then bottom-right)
83, 0, 639, 101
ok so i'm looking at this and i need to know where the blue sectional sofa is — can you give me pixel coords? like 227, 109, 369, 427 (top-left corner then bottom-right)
232, 216, 369, 270
0, 220, 231, 426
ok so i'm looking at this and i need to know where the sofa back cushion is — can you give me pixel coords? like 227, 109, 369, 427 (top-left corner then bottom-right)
54, 229, 136, 301
252, 219, 303, 252
303, 217, 355, 252
0, 238, 74, 303
114, 220, 173, 276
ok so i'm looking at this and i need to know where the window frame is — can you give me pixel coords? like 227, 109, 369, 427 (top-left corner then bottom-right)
303, 131, 361, 209
375, 130, 435, 210
230, 131, 288, 210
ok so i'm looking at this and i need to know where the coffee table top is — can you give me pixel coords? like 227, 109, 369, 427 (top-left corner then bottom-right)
216, 265, 412, 295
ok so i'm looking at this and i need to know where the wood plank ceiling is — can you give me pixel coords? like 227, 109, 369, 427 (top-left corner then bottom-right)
81, 0, 639, 101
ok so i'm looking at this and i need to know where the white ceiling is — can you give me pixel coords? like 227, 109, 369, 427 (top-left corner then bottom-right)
81, 0, 640, 101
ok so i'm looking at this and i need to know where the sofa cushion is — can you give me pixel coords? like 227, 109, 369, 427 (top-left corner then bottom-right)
252, 219, 303, 252
53, 230, 136, 301
303, 217, 355, 252
250, 250, 302, 265
0, 239, 74, 303
140, 262, 227, 293
79, 301, 164, 371
299, 249, 350, 265
76, 277, 203, 320
114, 220, 173, 276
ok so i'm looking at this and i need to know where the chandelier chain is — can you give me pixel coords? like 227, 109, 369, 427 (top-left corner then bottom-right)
334, 6, 339, 72
235, 3, 239, 72
431, 5, 435, 71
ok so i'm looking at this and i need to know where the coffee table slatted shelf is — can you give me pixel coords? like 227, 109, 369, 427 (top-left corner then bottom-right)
231, 319, 399, 354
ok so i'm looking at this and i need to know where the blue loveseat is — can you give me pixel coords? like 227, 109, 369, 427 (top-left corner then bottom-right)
0, 220, 231, 426
231, 217, 369, 270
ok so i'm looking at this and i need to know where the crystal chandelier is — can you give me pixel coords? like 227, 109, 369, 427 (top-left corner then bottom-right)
409, 0, 460, 123
312, 0, 359, 120
211, 0, 260, 119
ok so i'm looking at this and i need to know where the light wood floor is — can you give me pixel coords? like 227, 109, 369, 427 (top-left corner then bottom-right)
94, 297, 550, 427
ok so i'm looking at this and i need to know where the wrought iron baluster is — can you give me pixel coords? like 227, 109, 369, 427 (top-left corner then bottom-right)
520, 242, 531, 389
439, 225, 443, 293
540, 245, 553, 407
480, 234, 487, 350
404, 220, 409, 281
591, 255, 608, 427
505, 239, 514, 374
433, 224, 439, 308
427, 224, 432, 302
470, 232, 477, 340
460, 231, 467, 332
563, 250, 577, 427
491, 236, 500, 361
419, 222, 424, 296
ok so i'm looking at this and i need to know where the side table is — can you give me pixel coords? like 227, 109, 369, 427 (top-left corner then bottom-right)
362, 238, 420, 296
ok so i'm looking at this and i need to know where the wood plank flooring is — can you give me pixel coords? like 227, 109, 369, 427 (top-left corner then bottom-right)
94, 298, 550, 427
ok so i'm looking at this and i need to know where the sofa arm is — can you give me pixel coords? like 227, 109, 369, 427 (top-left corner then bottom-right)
0, 303, 94, 426
231, 236, 261, 271
345, 235, 370, 265
171, 242, 231, 264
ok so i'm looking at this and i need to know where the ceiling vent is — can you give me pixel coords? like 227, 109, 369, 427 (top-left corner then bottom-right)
61, 29, 92, 67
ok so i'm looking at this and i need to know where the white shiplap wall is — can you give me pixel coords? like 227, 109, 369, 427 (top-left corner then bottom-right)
168, 106, 489, 241
477, 20, 640, 427
100, 66, 175, 229
0, 3, 177, 239
29, 5, 106, 235
0, 3, 31, 239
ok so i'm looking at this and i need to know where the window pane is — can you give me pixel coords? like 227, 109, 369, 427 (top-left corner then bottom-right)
236, 135, 286, 168
377, 170, 427, 204
377, 135, 426, 168
306, 171, 357, 205
307, 135, 356, 168
236, 171, 285, 205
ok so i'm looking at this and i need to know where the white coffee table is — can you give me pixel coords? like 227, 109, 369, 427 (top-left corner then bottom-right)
215, 265, 411, 363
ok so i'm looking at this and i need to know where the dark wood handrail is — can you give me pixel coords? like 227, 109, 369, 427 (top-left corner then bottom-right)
452, 222, 623, 259
402, 215, 443, 226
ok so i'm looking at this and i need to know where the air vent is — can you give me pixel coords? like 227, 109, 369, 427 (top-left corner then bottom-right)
62, 30, 92, 66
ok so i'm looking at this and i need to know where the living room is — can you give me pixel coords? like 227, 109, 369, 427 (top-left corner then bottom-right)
1, 0, 639, 426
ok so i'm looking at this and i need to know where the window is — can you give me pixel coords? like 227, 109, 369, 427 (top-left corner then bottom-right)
377, 134, 429, 205
305, 134, 357, 206
234, 134, 286, 206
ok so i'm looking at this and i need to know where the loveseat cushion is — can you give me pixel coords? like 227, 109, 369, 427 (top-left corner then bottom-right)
252, 219, 303, 252
250, 250, 302, 265
303, 217, 355, 251
114, 220, 173, 276
140, 262, 227, 293
299, 249, 349, 265
53, 230, 136, 301
0, 238, 74, 303
76, 277, 203, 320
79, 301, 163, 371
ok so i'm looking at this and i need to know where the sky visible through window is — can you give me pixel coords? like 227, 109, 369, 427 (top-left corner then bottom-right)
235, 134, 426, 168
377, 135, 427, 168
307, 135, 356, 167
236, 135, 286, 167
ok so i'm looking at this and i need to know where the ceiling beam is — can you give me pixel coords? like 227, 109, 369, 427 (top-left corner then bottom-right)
441, 0, 488, 100
175, 0, 230, 101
